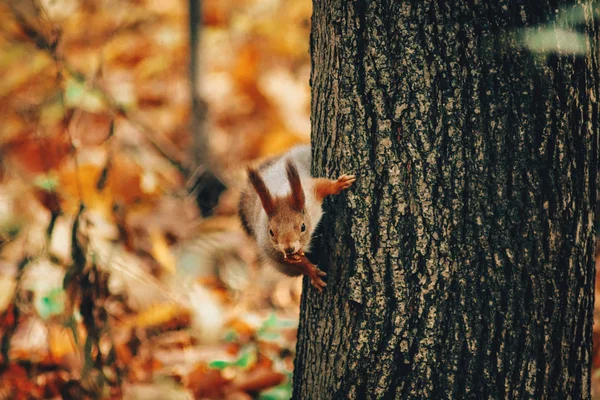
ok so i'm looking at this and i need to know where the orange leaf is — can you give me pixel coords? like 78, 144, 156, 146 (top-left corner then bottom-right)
231, 365, 285, 393
3, 132, 72, 176
69, 111, 113, 147
48, 322, 85, 360
188, 365, 229, 399
125, 303, 189, 329
149, 229, 176, 274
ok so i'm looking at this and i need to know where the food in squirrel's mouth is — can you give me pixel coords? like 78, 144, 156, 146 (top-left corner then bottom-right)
284, 250, 305, 262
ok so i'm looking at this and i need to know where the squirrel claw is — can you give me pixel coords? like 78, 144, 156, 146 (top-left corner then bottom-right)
308, 266, 327, 291
311, 278, 327, 292
337, 174, 357, 190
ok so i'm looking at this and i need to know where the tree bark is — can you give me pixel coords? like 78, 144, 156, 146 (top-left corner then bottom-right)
294, 1, 599, 399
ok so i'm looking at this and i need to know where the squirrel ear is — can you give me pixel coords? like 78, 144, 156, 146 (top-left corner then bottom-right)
286, 161, 305, 211
248, 167, 276, 216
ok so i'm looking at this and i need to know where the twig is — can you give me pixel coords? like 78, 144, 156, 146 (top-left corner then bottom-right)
0, 257, 31, 370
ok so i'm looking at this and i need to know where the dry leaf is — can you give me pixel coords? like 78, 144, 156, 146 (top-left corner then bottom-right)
231, 365, 285, 393
149, 229, 176, 274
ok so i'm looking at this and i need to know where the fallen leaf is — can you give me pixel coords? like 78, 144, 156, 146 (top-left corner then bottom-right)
231, 365, 285, 394
149, 228, 176, 274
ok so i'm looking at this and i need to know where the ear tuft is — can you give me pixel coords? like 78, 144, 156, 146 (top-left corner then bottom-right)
286, 161, 305, 211
248, 167, 276, 216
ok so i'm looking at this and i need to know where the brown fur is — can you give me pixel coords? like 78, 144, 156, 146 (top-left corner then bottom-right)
237, 189, 254, 236
314, 175, 356, 200
247, 167, 276, 216
239, 154, 283, 235
285, 161, 305, 211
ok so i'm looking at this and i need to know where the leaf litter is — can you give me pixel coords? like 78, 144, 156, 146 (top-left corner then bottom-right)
0, 0, 311, 398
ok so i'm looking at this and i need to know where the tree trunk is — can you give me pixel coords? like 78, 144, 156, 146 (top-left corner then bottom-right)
294, 1, 599, 399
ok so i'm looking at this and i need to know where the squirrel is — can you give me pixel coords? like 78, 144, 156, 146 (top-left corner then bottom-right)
238, 145, 356, 292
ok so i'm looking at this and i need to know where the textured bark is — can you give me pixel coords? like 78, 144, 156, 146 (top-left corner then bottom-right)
294, 1, 599, 399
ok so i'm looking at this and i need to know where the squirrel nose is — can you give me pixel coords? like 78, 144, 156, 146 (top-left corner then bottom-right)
284, 247, 295, 255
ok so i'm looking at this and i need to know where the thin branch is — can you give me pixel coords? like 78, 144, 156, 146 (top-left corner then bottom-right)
0, 256, 31, 370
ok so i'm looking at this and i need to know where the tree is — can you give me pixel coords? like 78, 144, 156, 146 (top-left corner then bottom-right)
293, 1, 599, 398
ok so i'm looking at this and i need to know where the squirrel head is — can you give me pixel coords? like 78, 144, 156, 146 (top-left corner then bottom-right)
248, 161, 311, 257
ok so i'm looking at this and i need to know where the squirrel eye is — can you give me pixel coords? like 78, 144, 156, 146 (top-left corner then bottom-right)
301, 223, 306, 232
269, 229, 274, 237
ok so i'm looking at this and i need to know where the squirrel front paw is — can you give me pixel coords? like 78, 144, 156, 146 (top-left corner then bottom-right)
336, 174, 356, 191
282, 253, 327, 292
284, 252, 304, 263
308, 267, 327, 292
300, 257, 327, 292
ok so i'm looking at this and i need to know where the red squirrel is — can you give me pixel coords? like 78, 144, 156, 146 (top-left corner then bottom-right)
238, 145, 356, 291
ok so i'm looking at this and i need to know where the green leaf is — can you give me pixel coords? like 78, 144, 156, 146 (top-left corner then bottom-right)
258, 313, 296, 333
209, 346, 256, 370
208, 360, 232, 370
37, 287, 65, 320
223, 329, 237, 342
234, 347, 256, 368
34, 174, 59, 192
64, 77, 106, 112
257, 331, 280, 341
261, 313, 278, 330
259, 382, 292, 400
